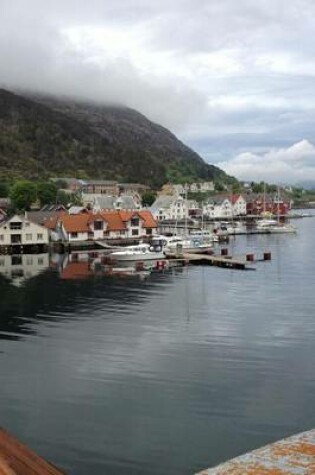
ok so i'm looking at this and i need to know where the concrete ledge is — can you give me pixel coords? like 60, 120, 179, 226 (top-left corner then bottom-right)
196, 429, 315, 474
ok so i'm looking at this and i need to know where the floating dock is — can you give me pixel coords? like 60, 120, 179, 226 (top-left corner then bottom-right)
196, 429, 315, 475
183, 253, 253, 270
0, 428, 65, 475
166, 251, 267, 270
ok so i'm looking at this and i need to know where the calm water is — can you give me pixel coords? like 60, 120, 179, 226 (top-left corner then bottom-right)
1, 216, 315, 475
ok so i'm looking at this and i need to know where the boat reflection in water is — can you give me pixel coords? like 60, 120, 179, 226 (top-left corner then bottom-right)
52, 251, 172, 281
0, 249, 179, 286
0, 253, 50, 286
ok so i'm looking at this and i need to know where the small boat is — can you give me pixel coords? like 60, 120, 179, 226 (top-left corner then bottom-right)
256, 219, 296, 233
189, 229, 219, 242
109, 243, 165, 261
217, 221, 246, 235
152, 235, 213, 255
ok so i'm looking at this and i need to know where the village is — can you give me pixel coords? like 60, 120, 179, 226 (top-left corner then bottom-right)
0, 178, 294, 254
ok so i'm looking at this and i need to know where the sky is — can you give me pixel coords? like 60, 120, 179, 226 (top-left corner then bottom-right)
1, 0, 315, 185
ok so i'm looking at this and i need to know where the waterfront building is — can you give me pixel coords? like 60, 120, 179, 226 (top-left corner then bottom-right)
231, 194, 247, 216
150, 195, 189, 221
45, 210, 158, 242
246, 193, 291, 215
0, 215, 49, 249
202, 197, 233, 218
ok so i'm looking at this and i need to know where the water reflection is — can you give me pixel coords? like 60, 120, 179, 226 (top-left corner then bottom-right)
52, 252, 163, 281
0, 253, 49, 286
0, 251, 184, 342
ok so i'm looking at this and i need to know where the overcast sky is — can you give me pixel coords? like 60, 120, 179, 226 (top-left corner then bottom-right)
1, 0, 315, 184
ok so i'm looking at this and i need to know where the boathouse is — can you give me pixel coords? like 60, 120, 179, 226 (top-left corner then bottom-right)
0, 215, 49, 253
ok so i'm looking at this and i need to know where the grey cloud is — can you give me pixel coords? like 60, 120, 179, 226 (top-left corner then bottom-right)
2, 0, 315, 182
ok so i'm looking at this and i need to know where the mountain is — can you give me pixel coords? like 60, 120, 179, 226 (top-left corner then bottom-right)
296, 181, 315, 191
0, 88, 232, 188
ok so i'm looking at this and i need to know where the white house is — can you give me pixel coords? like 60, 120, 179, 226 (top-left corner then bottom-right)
150, 195, 189, 221
203, 198, 233, 218
45, 211, 158, 242
0, 215, 49, 248
231, 195, 247, 216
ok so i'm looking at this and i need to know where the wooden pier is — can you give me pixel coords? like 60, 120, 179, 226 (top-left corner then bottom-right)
0, 428, 65, 475
166, 252, 257, 270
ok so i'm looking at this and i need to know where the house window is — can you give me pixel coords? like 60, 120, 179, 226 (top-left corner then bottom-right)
0, 235, 4, 241
37, 233, 43, 240
10, 222, 22, 230
0, 258, 4, 266
11, 234, 22, 244
132, 229, 139, 236
26, 234, 32, 241
146, 229, 152, 235
71, 232, 78, 238
94, 220, 103, 230
38, 258, 44, 265
26, 257, 33, 265
130, 218, 139, 227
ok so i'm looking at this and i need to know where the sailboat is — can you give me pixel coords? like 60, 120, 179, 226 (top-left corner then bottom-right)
256, 186, 296, 233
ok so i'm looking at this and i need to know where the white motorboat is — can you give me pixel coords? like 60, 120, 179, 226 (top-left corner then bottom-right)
109, 243, 165, 261
216, 221, 246, 235
152, 235, 213, 255
256, 220, 297, 233
189, 229, 219, 242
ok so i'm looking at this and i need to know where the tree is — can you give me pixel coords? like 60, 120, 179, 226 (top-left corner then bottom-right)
0, 181, 9, 198
141, 190, 156, 207
10, 180, 37, 211
36, 182, 58, 207
214, 182, 225, 192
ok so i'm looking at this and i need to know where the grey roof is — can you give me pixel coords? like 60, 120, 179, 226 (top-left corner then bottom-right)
150, 196, 176, 212
25, 211, 62, 226
206, 198, 227, 206
68, 206, 87, 214
94, 195, 138, 210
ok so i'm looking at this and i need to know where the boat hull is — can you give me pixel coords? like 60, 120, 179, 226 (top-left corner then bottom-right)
109, 252, 165, 261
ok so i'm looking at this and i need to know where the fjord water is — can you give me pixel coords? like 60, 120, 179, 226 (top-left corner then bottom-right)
1, 216, 315, 475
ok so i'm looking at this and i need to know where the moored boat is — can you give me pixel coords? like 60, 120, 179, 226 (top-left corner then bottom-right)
109, 243, 165, 261
256, 218, 296, 233
151, 235, 214, 255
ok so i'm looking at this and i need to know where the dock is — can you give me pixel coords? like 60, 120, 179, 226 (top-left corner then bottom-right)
196, 429, 315, 474
166, 252, 259, 270
0, 428, 65, 475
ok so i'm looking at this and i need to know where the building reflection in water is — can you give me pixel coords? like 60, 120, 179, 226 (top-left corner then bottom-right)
0, 253, 50, 286
0, 250, 179, 286
53, 251, 169, 281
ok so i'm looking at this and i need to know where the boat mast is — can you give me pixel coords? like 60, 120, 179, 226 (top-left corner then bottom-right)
185, 184, 188, 236
263, 182, 266, 216
201, 199, 204, 242
277, 185, 280, 224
